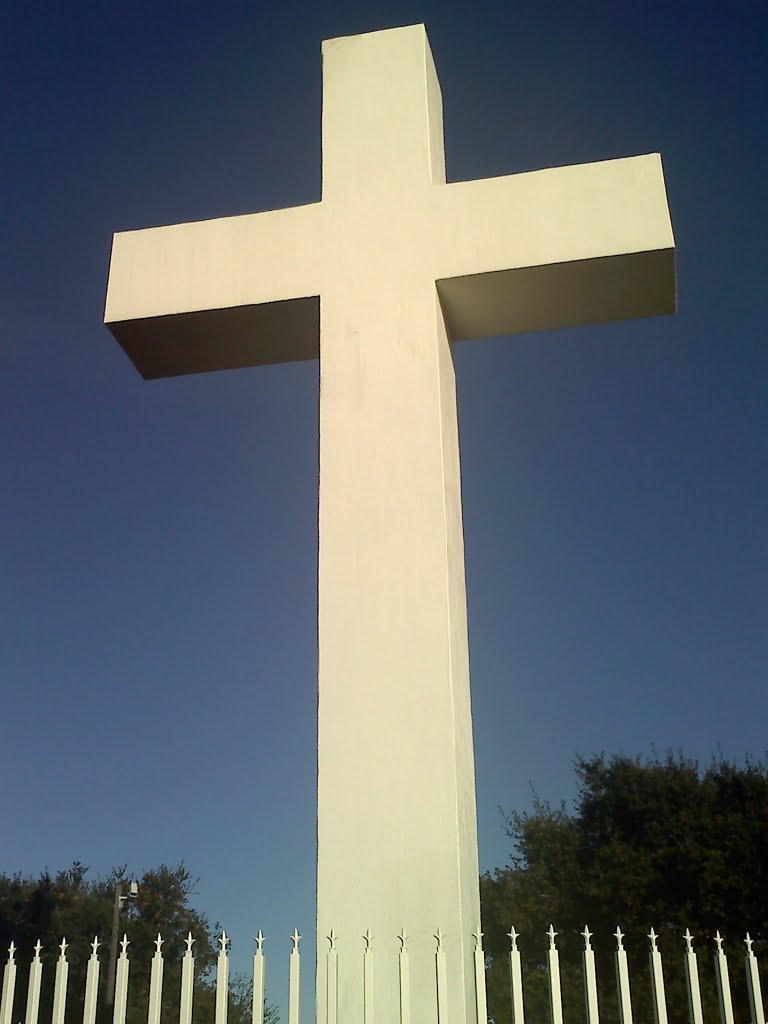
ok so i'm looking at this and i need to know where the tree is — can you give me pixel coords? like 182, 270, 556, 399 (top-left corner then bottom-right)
0, 863, 277, 1024
481, 752, 768, 1024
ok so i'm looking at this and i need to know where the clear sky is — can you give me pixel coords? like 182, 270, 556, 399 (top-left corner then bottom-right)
1, 0, 766, 1012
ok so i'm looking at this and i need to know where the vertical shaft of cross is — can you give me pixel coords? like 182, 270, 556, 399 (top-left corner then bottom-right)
317, 293, 479, 1024
314, 29, 481, 1024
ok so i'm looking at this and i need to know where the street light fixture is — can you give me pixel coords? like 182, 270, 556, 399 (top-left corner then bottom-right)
105, 881, 138, 1007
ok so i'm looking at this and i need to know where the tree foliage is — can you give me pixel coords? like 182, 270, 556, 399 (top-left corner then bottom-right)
481, 752, 768, 1024
0, 863, 277, 1024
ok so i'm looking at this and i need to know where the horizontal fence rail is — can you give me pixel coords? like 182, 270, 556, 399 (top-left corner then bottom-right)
0, 926, 764, 1024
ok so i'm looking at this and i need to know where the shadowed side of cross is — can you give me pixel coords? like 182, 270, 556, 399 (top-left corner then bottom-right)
105, 27, 674, 378
104, 23, 674, 1024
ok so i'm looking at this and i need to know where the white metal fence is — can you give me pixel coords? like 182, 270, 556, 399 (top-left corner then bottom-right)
0, 926, 764, 1024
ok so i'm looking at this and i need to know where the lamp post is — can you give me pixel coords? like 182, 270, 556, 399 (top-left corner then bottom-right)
105, 881, 138, 1007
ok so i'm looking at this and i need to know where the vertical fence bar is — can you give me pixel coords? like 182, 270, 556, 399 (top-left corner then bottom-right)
179, 934, 194, 1024
714, 933, 734, 1024
215, 934, 230, 1024
435, 929, 448, 1024
363, 931, 374, 1024
147, 935, 164, 1024
474, 931, 488, 1024
745, 935, 765, 1024
24, 940, 43, 1024
614, 929, 634, 1024
325, 932, 338, 1024
648, 930, 668, 1024
82, 939, 100, 1024
684, 930, 704, 1024
113, 936, 130, 1024
398, 931, 410, 1024
508, 928, 524, 1024
288, 930, 300, 1024
546, 927, 563, 1024
0, 944, 17, 1024
51, 939, 69, 1024
252, 933, 265, 1024
582, 927, 600, 1024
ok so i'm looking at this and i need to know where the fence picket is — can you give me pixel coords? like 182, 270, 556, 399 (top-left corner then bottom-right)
546, 927, 563, 1024
435, 929, 448, 1024
179, 934, 194, 1024
363, 931, 374, 1024
397, 931, 410, 1024
714, 932, 734, 1024
147, 935, 164, 1024
684, 930, 704, 1024
745, 934, 765, 1024
82, 939, 100, 1024
0, 944, 16, 1024
648, 930, 668, 1024
508, 928, 525, 1024
112, 936, 130, 1024
51, 940, 69, 1024
253, 933, 265, 1024
582, 928, 599, 1024
215, 934, 230, 1024
614, 929, 633, 1024
325, 931, 338, 1024
288, 930, 300, 1024
24, 941, 43, 1024
473, 931, 488, 1024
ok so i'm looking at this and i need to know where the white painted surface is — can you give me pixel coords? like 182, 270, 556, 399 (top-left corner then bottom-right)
583, 928, 600, 1024
714, 933, 734, 1024
51, 940, 69, 1024
147, 936, 164, 1024
104, 23, 676, 1024
648, 930, 668, 1024
82, 940, 100, 1024
615, 929, 634, 1024
24, 941, 42, 1024
0, 945, 16, 1024
112, 937, 129, 1024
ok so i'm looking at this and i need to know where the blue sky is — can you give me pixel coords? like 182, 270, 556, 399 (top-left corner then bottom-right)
1, 0, 766, 1011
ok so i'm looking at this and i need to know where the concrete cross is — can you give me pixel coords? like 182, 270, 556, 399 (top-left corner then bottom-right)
105, 24, 674, 1024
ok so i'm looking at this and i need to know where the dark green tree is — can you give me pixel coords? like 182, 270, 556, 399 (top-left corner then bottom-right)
0, 863, 277, 1024
481, 752, 768, 1024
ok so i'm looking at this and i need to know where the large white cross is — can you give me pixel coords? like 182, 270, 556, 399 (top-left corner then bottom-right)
105, 24, 674, 1024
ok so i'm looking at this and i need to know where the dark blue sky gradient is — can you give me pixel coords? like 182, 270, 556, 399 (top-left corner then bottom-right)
2, 0, 766, 1006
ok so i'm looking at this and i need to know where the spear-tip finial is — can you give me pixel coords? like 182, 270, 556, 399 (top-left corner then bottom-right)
473, 929, 484, 951
154, 934, 163, 954
398, 929, 408, 951
546, 925, 557, 949
90, 937, 100, 957
219, 932, 229, 953
434, 927, 444, 950
614, 927, 625, 951
326, 929, 336, 951
745, 933, 754, 955
33, 940, 42, 959
363, 929, 373, 950
255, 931, 265, 952
684, 929, 694, 953
714, 931, 724, 953
119, 934, 129, 955
507, 926, 519, 951
648, 928, 658, 952
7, 942, 15, 962
291, 929, 301, 951
582, 926, 593, 950
185, 933, 195, 954
59, 938, 68, 958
